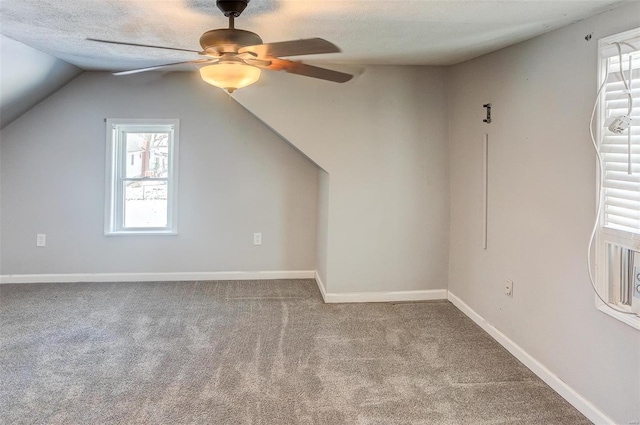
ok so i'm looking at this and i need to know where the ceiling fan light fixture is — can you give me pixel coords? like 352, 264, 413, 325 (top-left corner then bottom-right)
199, 63, 261, 93
93, 0, 353, 86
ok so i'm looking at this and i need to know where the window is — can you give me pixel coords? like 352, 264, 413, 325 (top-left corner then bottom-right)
596, 28, 640, 328
105, 119, 179, 235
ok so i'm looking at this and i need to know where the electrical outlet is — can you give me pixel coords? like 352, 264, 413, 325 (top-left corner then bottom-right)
253, 233, 262, 246
504, 279, 513, 296
36, 234, 46, 247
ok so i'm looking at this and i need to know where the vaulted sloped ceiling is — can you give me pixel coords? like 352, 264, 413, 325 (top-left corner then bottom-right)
0, 0, 628, 72
0, 0, 629, 128
0, 35, 82, 129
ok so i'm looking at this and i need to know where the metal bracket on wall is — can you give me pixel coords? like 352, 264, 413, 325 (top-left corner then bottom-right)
483, 103, 492, 123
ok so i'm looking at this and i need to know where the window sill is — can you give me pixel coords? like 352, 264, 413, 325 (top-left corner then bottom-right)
596, 300, 640, 331
105, 230, 178, 236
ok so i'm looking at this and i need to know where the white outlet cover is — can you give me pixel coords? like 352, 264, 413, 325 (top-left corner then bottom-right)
36, 233, 46, 247
253, 233, 262, 246
505, 279, 513, 296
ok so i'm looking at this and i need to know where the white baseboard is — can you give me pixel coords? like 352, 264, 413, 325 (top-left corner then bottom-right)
312, 275, 447, 303
314, 271, 327, 302
323, 289, 448, 303
447, 291, 614, 425
0, 270, 316, 284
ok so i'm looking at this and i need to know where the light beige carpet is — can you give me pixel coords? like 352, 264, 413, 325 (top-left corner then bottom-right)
0, 279, 589, 424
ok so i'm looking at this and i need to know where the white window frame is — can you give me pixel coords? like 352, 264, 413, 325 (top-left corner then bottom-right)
596, 28, 640, 329
104, 118, 179, 235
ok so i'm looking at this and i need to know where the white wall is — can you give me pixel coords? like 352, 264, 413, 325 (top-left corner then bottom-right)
0, 72, 318, 275
234, 66, 450, 294
0, 35, 82, 129
316, 169, 329, 286
448, 3, 640, 423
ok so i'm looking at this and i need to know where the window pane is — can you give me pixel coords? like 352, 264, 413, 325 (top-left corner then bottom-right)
125, 132, 170, 178
124, 180, 168, 228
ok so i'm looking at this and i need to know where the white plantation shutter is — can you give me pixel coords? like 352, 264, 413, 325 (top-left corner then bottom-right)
601, 47, 640, 234
596, 29, 640, 326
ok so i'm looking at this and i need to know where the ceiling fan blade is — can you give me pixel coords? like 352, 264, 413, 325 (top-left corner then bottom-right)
238, 38, 340, 58
113, 59, 217, 76
255, 58, 352, 83
87, 38, 202, 54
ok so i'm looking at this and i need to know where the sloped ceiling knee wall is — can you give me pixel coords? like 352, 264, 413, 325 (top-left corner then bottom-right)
233, 66, 450, 294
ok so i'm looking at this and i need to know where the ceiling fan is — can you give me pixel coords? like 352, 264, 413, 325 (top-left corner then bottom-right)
87, 0, 353, 93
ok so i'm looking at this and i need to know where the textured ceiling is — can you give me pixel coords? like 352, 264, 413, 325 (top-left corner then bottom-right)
0, 0, 629, 72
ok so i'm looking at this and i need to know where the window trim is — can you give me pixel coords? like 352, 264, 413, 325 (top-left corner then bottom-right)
597, 229, 640, 330
595, 28, 640, 329
104, 118, 180, 236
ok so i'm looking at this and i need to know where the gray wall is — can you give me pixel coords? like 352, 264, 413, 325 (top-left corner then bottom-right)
234, 66, 450, 294
316, 169, 329, 286
0, 35, 82, 129
448, 3, 640, 423
0, 72, 318, 275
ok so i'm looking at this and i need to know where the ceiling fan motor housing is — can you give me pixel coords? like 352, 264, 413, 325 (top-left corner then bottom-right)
217, 0, 249, 17
199, 29, 263, 52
